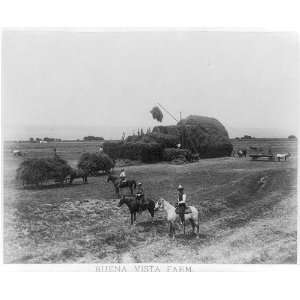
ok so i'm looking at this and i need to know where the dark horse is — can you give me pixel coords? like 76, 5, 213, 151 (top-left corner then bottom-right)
69, 168, 89, 184
118, 195, 155, 225
237, 149, 247, 158
107, 174, 136, 195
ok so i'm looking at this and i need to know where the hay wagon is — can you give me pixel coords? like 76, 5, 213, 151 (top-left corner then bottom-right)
249, 154, 275, 161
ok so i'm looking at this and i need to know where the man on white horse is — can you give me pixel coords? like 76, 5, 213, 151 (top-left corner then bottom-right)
176, 185, 187, 225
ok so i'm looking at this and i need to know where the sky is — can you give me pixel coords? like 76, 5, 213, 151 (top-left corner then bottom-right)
2, 30, 299, 140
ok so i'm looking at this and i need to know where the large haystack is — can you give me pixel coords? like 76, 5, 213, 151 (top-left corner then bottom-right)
153, 115, 233, 158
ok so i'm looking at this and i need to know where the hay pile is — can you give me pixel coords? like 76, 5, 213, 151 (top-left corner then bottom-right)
154, 115, 233, 158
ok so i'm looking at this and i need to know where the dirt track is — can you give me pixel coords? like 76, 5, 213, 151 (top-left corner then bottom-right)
3, 139, 297, 264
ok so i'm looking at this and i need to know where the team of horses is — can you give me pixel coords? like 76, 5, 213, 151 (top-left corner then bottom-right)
233, 147, 292, 162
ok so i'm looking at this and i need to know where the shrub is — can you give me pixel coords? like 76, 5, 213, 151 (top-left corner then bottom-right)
163, 148, 192, 162
139, 142, 163, 162
103, 141, 163, 163
78, 152, 114, 174
102, 141, 124, 160
125, 132, 179, 148
16, 156, 72, 186
148, 132, 179, 148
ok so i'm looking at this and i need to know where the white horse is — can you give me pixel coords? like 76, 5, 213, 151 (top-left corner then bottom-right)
155, 197, 199, 239
276, 153, 291, 161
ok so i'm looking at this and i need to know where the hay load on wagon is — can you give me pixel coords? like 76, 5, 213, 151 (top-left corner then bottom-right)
153, 115, 233, 158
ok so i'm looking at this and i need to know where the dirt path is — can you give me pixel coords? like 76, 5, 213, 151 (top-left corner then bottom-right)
119, 252, 137, 263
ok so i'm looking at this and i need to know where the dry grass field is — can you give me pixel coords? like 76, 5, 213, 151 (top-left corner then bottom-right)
2, 139, 297, 264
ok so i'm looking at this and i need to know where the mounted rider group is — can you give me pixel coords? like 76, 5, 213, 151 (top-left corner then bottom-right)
117, 168, 188, 223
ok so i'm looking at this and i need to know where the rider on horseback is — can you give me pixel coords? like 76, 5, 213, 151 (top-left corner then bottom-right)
176, 184, 187, 225
136, 182, 145, 211
119, 168, 126, 186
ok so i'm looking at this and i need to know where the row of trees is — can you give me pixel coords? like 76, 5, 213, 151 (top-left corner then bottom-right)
83, 136, 104, 141
29, 136, 105, 142
29, 137, 62, 142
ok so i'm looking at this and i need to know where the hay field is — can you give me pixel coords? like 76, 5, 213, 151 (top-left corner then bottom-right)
3, 139, 297, 264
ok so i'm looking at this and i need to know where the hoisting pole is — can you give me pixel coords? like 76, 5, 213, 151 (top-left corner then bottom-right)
157, 102, 179, 123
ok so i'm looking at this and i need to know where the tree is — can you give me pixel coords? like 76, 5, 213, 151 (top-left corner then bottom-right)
29, 137, 34, 142
150, 106, 163, 122
288, 135, 297, 140
83, 136, 104, 141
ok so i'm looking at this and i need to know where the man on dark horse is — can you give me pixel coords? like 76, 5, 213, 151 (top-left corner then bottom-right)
119, 168, 126, 188
175, 184, 187, 225
136, 182, 145, 212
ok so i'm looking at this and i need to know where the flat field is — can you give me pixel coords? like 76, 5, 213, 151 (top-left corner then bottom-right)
2, 139, 297, 264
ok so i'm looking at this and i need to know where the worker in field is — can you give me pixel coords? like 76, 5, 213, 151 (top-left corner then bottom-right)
136, 182, 145, 211
175, 184, 187, 225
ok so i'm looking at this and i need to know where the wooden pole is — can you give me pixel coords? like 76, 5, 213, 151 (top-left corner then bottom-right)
157, 103, 179, 123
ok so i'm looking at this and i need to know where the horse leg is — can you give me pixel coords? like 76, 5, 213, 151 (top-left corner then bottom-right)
183, 221, 186, 235
196, 223, 200, 239
170, 222, 175, 239
130, 213, 134, 225
189, 219, 195, 234
173, 223, 176, 240
169, 222, 174, 238
148, 207, 154, 223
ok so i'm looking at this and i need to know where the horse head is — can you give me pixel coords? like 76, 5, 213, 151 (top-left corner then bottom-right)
155, 197, 164, 211
107, 174, 114, 182
118, 195, 126, 207
107, 174, 117, 183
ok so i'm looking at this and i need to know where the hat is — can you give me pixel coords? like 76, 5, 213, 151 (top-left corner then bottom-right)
138, 182, 142, 186
177, 184, 184, 190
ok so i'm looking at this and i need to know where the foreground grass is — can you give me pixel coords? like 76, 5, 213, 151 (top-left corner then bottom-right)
3, 140, 298, 264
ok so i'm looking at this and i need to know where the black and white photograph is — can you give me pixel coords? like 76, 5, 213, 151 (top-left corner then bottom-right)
1, 30, 298, 268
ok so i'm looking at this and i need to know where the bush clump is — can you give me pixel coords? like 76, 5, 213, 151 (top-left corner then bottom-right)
78, 152, 115, 174
103, 141, 163, 163
16, 156, 72, 186
163, 148, 193, 162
